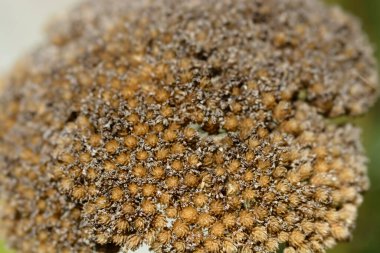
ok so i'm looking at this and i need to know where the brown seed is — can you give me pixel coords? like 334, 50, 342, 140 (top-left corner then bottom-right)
204, 239, 220, 253
163, 129, 177, 142
132, 164, 147, 178
105, 140, 119, 154
171, 160, 183, 171
210, 200, 224, 215
141, 200, 156, 215
289, 230, 305, 248
104, 160, 117, 172
115, 153, 130, 165
165, 206, 178, 218
124, 135, 138, 149
173, 220, 189, 238
180, 206, 198, 223
156, 148, 169, 160
151, 166, 165, 179
211, 222, 225, 237
142, 184, 156, 197
224, 115, 238, 131
128, 183, 140, 196
72, 186, 86, 200
79, 152, 91, 163
197, 213, 214, 227
184, 173, 199, 187
60, 153, 76, 164
145, 134, 159, 147
134, 123, 149, 136
166, 176, 179, 189
252, 226, 268, 243
136, 150, 149, 160
193, 193, 208, 207
214, 212, 231, 228
111, 187, 124, 202
184, 127, 197, 139
155, 89, 170, 103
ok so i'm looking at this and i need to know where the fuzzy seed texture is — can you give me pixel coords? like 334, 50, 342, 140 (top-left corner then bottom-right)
0, 0, 378, 252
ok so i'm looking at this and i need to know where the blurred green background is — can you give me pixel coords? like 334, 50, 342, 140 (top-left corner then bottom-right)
0, 0, 379, 252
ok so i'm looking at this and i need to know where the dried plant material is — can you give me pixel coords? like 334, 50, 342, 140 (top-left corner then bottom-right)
0, 0, 378, 252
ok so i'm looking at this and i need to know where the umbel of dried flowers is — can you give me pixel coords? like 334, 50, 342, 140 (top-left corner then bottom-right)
0, 0, 378, 252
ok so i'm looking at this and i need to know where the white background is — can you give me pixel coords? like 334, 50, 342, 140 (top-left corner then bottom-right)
0, 0, 79, 73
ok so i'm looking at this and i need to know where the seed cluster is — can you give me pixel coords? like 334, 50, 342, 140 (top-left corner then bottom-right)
0, 0, 378, 253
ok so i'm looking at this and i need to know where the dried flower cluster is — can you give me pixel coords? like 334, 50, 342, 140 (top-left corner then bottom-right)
0, 0, 378, 252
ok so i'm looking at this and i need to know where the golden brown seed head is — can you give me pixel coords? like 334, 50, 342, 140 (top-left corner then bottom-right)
0, 0, 377, 252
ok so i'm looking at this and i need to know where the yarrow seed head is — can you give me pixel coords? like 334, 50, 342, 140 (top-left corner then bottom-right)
0, 0, 378, 252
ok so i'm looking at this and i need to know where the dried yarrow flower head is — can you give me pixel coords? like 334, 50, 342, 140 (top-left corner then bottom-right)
0, 0, 378, 252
